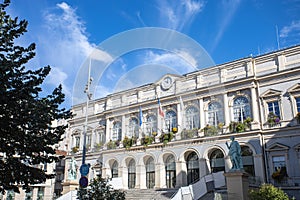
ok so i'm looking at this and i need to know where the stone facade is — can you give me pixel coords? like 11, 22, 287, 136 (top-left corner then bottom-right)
64, 45, 300, 198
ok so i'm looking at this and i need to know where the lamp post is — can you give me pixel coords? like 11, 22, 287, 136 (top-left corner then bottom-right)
82, 60, 92, 165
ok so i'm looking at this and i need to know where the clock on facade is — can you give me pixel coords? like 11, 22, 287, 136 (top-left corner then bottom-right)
161, 76, 173, 90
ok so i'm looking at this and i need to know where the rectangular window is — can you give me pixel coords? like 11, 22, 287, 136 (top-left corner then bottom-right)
296, 97, 300, 113
75, 136, 80, 148
268, 101, 280, 118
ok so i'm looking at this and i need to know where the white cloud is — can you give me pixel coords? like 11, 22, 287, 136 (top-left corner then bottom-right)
156, 0, 205, 31
142, 50, 196, 73
280, 20, 300, 38
211, 0, 241, 52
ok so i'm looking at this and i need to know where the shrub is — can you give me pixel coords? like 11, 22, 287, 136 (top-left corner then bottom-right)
77, 177, 126, 200
249, 184, 290, 200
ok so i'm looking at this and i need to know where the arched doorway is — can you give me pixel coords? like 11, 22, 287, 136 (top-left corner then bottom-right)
209, 149, 225, 173
186, 152, 199, 185
165, 155, 176, 188
111, 160, 118, 178
241, 146, 255, 176
128, 159, 136, 189
146, 157, 155, 188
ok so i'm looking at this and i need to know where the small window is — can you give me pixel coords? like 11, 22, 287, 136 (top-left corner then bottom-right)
268, 101, 281, 119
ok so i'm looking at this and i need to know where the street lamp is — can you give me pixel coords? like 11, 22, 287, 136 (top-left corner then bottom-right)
82, 59, 92, 165
79, 60, 92, 188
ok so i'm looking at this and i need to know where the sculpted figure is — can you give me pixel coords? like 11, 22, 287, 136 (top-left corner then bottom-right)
68, 157, 77, 180
226, 136, 243, 171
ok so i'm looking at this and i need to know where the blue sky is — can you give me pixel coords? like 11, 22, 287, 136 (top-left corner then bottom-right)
7, 0, 300, 108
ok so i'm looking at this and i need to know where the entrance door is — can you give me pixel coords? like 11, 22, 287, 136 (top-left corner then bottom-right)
165, 155, 176, 188
146, 157, 155, 189
128, 159, 136, 189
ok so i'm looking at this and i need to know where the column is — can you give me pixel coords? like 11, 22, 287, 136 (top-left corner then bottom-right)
155, 163, 165, 188
223, 93, 230, 127
199, 158, 208, 178
105, 118, 111, 145
121, 115, 126, 139
199, 98, 205, 129
176, 103, 182, 140
176, 161, 187, 187
251, 86, 260, 129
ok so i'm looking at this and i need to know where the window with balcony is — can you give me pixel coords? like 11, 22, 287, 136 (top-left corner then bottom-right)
233, 96, 251, 122
146, 114, 157, 136
128, 117, 139, 138
207, 102, 224, 126
112, 121, 122, 141
185, 106, 200, 130
165, 110, 177, 132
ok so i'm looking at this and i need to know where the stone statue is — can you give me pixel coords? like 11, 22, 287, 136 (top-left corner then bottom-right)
226, 136, 243, 171
68, 157, 77, 180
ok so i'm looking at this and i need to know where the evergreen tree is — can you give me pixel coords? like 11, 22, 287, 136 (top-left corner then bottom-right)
77, 177, 126, 200
0, 0, 71, 193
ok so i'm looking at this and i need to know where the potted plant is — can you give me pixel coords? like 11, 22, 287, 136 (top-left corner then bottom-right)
142, 135, 154, 146
172, 127, 178, 133
94, 142, 103, 151
267, 112, 280, 127
107, 140, 116, 149
160, 132, 174, 144
122, 136, 132, 149
71, 146, 79, 154
271, 167, 287, 183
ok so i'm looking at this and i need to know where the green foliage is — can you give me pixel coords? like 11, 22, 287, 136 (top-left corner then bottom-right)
229, 117, 252, 133
249, 184, 290, 200
0, 0, 71, 193
77, 177, 126, 200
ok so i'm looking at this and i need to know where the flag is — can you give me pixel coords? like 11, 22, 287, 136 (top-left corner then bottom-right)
158, 98, 165, 118
139, 106, 143, 126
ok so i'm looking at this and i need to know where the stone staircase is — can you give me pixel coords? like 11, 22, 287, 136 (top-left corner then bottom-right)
125, 189, 178, 200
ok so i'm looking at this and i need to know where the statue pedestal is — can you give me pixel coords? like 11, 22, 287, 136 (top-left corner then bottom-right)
62, 180, 79, 195
224, 171, 249, 200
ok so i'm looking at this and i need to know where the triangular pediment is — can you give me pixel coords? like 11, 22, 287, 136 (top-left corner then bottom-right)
266, 142, 289, 152
294, 144, 300, 151
261, 89, 282, 98
287, 83, 300, 93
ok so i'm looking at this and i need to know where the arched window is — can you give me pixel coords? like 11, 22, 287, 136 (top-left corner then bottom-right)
146, 157, 155, 188
128, 159, 136, 189
233, 96, 251, 122
128, 117, 139, 138
185, 106, 200, 130
111, 161, 118, 178
112, 121, 122, 141
241, 146, 255, 176
165, 110, 177, 132
209, 149, 225, 173
146, 115, 157, 136
186, 152, 199, 185
208, 102, 224, 126
165, 155, 176, 188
